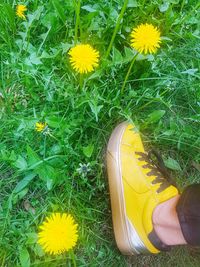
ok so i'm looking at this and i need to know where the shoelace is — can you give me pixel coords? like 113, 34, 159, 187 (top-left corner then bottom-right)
135, 150, 178, 193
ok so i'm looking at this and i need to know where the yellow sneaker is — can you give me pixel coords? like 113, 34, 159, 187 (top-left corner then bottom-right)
106, 122, 178, 255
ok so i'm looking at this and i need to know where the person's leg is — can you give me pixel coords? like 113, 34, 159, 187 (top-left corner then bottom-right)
106, 122, 200, 255
153, 184, 200, 247
153, 195, 186, 246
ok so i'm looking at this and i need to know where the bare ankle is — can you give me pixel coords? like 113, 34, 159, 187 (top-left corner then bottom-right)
153, 195, 187, 246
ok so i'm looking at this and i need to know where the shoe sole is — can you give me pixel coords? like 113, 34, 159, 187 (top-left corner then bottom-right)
106, 122, 148, 255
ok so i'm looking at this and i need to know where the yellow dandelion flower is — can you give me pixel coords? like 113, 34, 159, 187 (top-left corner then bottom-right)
35, 122, 47, 132
130, 23, 161, 54
16, 5, 27, 19
68, 44, 99, 74
38, 213, 78, 255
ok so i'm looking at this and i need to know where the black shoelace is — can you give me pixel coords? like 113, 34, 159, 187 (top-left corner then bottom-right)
135, 150, 178, 193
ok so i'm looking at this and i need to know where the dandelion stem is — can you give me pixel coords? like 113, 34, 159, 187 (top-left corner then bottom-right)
79, 74, 84, 90
48, 132, 59, 141
74, 0, 81, 44
121, 53, 138, 94
43, 135, 46, 159
70, 250, 77, 267
104, 0, 129, 60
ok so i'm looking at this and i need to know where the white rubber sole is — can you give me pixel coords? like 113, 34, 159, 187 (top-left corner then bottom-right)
106, 122, 148, 255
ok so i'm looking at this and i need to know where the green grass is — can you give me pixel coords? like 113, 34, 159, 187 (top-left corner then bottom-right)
0, 0, 200, 266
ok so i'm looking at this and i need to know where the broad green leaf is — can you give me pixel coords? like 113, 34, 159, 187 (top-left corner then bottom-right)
146, 110, 166, 124
109, 8, 118, 20
26, 6, 44, 27
33, 244, 45, 257
88, 70, 102, 80
26, 233, 38, 244
9, 150, 17, 161
127, 0, 138, 7
50, 144, 62, 154
112, 47, 123, 65
164, 157, 182, 171
51, 0, 66, 24
89, 102, 103, 122
30, 53, 42, 65
36, 163, 57, 190
41, 11, 58, 28
159, 2, 170, 12
61, 42, 71, 54
26, 145, 40, 166
162, 130, 175, 136
19, 247, 30, 267
81, 5, 97, 12
46, 178, 54, 190
136, 53, 148, 61
12, 188, 29, 205
14, 156, 28, 171
46, 116, 63, 128
83, 144, 94, 158
124, 47, 135, 63
181, 68, 198, 76
13, 173, 36, 194
161, 36, 173, 42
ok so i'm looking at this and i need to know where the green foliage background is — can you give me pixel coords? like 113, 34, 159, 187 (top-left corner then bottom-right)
0, 0, 200, 266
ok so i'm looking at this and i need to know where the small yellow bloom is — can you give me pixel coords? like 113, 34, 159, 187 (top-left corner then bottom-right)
68, 44, 99, 74
35, 122, 47, 132
38, 213, 78, 255
130, 23, 161, 54
16, 5, 27, 19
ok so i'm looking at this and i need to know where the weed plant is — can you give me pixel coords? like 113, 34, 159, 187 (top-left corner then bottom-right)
0, 0, 200, 266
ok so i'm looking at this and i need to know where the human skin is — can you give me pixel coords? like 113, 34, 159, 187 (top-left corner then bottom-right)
153, 195, 187, 246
